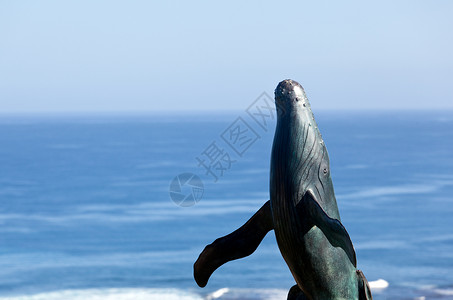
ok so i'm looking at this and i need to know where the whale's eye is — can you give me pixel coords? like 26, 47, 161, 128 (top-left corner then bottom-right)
323, 167, 328, 175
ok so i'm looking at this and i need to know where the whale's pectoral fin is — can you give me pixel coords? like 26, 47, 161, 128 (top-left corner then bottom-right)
298, 192, 357, 267
194, 200, 274, 287
287, 284, 309, 300
357, 270, 373, 300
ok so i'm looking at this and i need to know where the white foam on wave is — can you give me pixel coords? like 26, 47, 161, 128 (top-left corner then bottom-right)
0, 288, 203, 300
368, 279, 389, 290
433, 288, 453, 296
207, 288, 230, 299
0, 284, 394, 300
207, 288, 287, 300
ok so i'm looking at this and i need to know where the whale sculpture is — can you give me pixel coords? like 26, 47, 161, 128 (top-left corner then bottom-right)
194, 79, 372, 300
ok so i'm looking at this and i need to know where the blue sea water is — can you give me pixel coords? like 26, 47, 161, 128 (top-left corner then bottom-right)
0, 111, 452, 300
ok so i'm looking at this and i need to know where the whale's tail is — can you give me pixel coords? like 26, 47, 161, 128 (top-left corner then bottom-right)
194, 200, 274, 287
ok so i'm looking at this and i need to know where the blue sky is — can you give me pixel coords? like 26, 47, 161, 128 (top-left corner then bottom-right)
1, 1, 452, 113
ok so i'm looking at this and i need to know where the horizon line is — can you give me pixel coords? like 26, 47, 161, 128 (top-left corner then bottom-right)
1, 107, 453, 117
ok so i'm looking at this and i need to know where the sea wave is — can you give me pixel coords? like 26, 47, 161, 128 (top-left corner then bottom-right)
337, 177, 453, 201
0, 285, 393, 300
0, 288, 291, 300
0, 199, 265, 226
418, 285, 453, 299
0, 288, 203, 300
433, 288, 453, 296
206, 288, 286, 300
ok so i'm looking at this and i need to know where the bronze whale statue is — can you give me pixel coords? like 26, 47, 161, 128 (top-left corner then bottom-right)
194, 79, 372, 300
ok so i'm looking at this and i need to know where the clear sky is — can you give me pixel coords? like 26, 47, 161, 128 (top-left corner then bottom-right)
1, 1, 452, 113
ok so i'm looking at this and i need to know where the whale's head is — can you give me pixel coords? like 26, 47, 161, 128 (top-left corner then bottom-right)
273, 79, 319, 143
274, 79, 311, 118
271, 79, 340, 218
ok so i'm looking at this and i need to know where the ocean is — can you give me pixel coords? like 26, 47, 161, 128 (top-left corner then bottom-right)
0, 110, 452, 300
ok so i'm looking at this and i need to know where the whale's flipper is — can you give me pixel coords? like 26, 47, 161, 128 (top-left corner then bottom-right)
357, 270, 373, 300
287, 284, 309, 300
297, 192, 357, 267
194, 200, 273, 287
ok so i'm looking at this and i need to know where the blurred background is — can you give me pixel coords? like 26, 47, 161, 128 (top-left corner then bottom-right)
0, 1, 452, 300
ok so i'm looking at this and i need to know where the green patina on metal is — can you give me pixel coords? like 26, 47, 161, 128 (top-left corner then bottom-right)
194, 80, 373, 300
